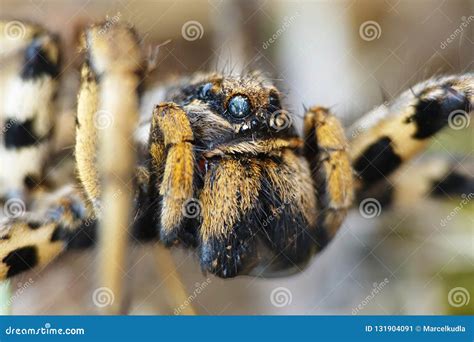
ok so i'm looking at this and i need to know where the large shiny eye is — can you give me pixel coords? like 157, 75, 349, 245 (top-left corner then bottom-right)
228, 95, 251, 119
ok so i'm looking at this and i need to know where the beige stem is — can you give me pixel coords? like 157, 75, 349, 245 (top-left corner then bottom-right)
97, 73, 138, 314
154, 246, 197, 315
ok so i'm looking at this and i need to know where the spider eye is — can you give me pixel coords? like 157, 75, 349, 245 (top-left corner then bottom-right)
268, 90, 281, 109
199, 82, 213, 99
228, 95, 251, 119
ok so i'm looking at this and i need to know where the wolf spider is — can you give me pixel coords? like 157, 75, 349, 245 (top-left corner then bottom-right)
0, 22, 472, 283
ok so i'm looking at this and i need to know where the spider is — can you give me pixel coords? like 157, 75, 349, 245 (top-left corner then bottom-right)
0, 22, 472, 283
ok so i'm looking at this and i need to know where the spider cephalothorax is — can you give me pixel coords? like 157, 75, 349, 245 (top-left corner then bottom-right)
164, 71, 298, 147
0, 22, 472, 284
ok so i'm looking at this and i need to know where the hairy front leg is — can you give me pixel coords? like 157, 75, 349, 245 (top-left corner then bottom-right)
148, 103, 195, 245
303, 107, 354, 246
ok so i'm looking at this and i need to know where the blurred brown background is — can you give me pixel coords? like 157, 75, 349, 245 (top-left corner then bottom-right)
1, 0, 473, 315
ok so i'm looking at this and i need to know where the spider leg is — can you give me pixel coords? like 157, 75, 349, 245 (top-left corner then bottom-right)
303, 107, 354, 246
0, 21, 60, 199
75, 63, 101, 209
0, 185, 95, 280
76, 23, 144, 209
350, 73, 473, 194
148, 102, 195, 245
358, 156, 474, 209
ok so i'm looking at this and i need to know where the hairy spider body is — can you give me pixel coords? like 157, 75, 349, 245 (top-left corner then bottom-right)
138, 72, 352, 277
0, 22, 472, 281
